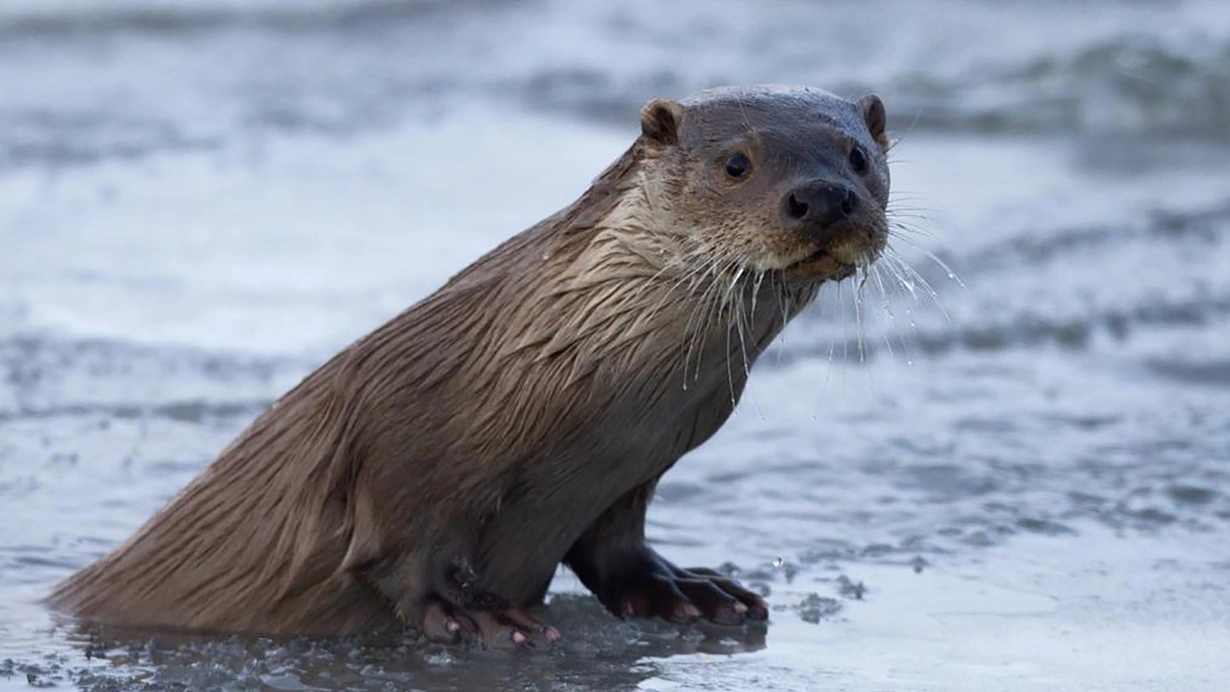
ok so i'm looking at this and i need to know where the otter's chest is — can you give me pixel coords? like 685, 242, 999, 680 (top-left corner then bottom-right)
473, 364, 745, 601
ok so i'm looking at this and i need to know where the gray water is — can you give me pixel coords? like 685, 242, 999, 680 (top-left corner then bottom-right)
2, 1, 1230, 690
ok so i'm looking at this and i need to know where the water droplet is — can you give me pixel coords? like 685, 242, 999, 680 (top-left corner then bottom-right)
772, 556, 784, 568
542, 253, 551, 261
906, 359, 914, 366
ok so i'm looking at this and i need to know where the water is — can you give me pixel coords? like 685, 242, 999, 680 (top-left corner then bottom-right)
2, 1, 1229, 690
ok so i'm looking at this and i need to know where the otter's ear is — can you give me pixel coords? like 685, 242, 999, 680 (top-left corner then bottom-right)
640, 99, 684, 147
857, 93, 888, 150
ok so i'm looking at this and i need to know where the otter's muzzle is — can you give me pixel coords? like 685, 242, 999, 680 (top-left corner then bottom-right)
780, 180, 860, 239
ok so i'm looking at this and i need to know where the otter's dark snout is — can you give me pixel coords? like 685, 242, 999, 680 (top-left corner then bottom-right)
781, 181, 859, 237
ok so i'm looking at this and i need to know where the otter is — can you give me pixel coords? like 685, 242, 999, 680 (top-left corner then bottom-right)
50, 85, 891, 649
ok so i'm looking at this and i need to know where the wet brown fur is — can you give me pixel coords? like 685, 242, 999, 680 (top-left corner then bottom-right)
50, 85, 891, 636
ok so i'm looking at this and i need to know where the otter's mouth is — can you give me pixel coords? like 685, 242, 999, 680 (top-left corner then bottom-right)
781, 248, 858, 282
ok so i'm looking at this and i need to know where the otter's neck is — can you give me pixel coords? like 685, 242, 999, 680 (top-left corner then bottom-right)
529, 169, 818, 394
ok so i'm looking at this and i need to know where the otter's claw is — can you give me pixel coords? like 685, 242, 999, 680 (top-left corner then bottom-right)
599, 551, 769, 626
421, 598, 559, 650
677, 565, 769, 622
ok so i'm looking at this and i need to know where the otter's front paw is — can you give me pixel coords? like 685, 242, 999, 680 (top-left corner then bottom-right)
419, 597, 560, 650
600, 552, 768, 625
413, 556, 560, 650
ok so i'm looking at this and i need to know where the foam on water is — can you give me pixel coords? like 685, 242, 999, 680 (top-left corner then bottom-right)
2, 0, 1230, 174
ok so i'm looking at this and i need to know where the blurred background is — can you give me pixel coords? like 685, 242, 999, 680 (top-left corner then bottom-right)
1, 1, 1229, 690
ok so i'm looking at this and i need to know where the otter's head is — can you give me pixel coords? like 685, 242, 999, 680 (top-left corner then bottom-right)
636, 85, 890, 284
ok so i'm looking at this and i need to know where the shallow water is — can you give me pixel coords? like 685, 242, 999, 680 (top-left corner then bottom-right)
2, 1, 1230, 690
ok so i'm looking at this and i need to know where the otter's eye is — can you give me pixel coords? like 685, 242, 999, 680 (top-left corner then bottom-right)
723, 153, 751, 180
849, 145, 869, 174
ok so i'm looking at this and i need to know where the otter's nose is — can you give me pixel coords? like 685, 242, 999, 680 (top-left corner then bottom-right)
781, 181, 858, 234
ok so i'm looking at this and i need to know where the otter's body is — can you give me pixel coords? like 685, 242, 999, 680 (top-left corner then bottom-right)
52, 85, 892, 646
